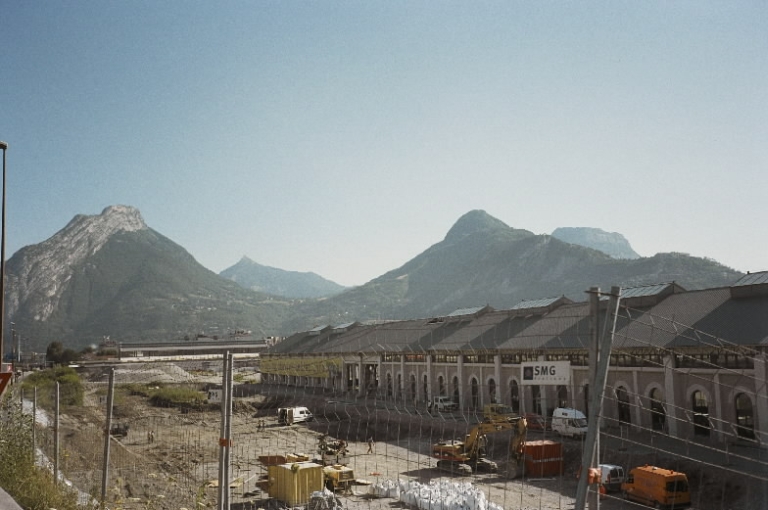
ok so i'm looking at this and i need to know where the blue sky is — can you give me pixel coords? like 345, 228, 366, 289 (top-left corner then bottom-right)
1, 2, 765, 287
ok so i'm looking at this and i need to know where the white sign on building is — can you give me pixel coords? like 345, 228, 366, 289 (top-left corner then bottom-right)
520, 361, 571, 385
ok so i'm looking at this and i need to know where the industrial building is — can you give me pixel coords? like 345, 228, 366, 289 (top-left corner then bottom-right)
261, 271, 768, 448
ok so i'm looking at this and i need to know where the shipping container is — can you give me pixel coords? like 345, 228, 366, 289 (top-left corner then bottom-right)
523, 440, 563, 477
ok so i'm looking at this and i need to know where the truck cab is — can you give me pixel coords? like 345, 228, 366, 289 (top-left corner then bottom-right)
551, 407, 588, 437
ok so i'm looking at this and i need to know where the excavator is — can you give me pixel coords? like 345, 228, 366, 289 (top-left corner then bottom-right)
432, 416, 528, 476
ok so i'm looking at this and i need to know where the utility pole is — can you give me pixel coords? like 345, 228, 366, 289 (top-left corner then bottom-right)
0, 141, 8, 368
575, 286, 621, 510
217, 352, 233, 510
101, 368, 115, 505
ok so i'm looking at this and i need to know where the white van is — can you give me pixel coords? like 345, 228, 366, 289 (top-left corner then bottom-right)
551, 407, 589, 437
277, 406, 313, 425
598, 464, 625, 492
430, 396, 458, 412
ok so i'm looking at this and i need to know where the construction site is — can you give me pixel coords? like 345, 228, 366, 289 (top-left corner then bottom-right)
18, 360, 767, 510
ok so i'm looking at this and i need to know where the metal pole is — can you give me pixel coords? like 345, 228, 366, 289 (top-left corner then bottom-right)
217, 352, 231, 510
0, 141, 7, 367
224, 352, 233, 509
54, 381, 60, 485
575, 286, 621, 510
32, 386, 37, 456
101, 368, 115, 504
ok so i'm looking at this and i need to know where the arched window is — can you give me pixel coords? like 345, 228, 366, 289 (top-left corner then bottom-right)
471, 378, 480, 409
423, 374, 428, 402
557, 385, 568, 408
397, 374, 402, 400
386, 374, 393, 398
531, 385, 542, 415
453, 376, 460, 407
410, 374, 417, 403
438, 376, 445, 396
735, 393, 755, 439
510, 380, 520, 413
488, 378, 497, 404
649, 387, 665, 431
616, 386, 631, 425
692, 390, 710, 436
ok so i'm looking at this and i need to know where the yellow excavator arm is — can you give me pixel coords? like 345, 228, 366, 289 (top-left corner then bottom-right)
463, 419, 515, 456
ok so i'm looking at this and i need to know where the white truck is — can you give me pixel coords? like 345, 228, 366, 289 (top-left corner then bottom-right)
277, 406, 313, 425
551, 407, 588, 437
429, 396, 458, 413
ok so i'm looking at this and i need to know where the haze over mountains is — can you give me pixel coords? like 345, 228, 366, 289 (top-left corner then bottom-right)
5, 206, 742, 352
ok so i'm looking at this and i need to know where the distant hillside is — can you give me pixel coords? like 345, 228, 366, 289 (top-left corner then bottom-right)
283, 210, 741, 331
220, 257, 346, 299
552, 227, 640, 259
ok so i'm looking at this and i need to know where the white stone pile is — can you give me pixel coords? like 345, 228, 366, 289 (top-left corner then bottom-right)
371, 479, 504, 510
307, 488, 343, 510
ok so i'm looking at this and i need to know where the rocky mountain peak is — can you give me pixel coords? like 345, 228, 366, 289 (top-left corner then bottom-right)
54, 204, 147, 257
444, 210, 511, 241
6, 205, 148, 321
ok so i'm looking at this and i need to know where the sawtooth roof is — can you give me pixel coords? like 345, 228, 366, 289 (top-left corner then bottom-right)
267, 274, 768, 355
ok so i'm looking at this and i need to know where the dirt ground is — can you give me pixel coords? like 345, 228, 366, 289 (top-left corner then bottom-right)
35, 370, 765, 510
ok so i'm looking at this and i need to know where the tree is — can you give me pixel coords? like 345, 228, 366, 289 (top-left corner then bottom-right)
46, 341, 80, 365
46, 341, 64, 363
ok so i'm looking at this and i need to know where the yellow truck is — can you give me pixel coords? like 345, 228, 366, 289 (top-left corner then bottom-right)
622, 465, 691, 508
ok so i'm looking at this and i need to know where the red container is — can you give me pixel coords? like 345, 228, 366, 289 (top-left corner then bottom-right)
523, 440, 563, 477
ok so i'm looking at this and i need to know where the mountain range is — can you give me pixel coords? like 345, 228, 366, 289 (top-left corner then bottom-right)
220, 256, 346, 299
5, 206, 742, 352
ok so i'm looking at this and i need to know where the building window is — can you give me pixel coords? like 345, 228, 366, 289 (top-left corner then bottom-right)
650, 387, 666, 432
692, 390, 711, 437
510, 380, 520, 413
735, 393, 755, 439
453, 376, 460, 406
616, 386, 631, 425
471, 378, 480, 409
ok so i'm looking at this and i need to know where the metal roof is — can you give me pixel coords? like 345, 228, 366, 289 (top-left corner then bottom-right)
270, 282, 768, 355
732, 271, 768, 287
446, 306, 487, 317
510, 297, 561, 310
620, 283, 675, 299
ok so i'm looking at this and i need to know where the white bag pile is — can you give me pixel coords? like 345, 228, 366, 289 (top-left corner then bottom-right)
370, 479, 401, 498
371, 478, 503, 510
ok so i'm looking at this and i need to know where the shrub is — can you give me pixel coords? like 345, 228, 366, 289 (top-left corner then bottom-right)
20, 366, 84, 409
0, 399, 85, 510
148, 386, 206, 410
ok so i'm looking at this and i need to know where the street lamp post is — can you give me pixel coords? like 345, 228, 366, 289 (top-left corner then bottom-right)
0, 140, 7, 369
